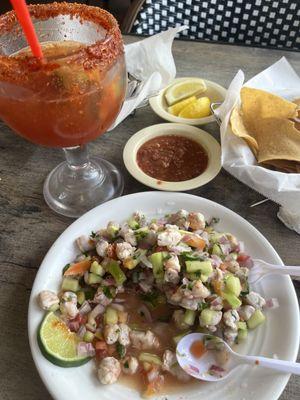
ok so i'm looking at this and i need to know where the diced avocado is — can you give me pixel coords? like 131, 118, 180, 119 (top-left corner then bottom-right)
212, 244, 222, 256
106, 260, 127, 286
247, 309, 266, 330
87, 273, 102, 285
222, 292, 242, 309
76, 290, 86, 305
127, 218, 140, 230
104, 307, 118, 325
225, 275, 241, 297
237, 329, 248, 341
149, 252, 168, 282
90, 261, 104, 276
134, 227, 149, 241
139, 352, 162, 366
123, 249, 147, 270
61, 277, 80, 292
185, 260, 213, 276
230, 252, 238, 260
199, 309, 219, 326
237, 321, 247, 330
183, 310, 196, 326
173, 330, 192, 345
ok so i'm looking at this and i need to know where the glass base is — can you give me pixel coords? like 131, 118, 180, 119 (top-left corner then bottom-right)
43, 157, 124, 218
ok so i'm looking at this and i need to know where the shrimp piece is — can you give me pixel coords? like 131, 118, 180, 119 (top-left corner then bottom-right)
98, 357, 121, 384
130, 330, 159, 350
60, 292, 78, 319
96, 239, 109, 257
188, 212, 206, 231
118, 324, 131, 346
157, 226, 182, 247
103, 324, 120, 345
122, 356, 139, 374
38, 291, 59, 311
223, 310, 240, 330
115, 242, 135, 261
76, 235, 95, 252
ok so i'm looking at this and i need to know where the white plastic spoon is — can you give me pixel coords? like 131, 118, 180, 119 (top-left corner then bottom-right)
249, 259, 300, 285
176, 333, 300, 382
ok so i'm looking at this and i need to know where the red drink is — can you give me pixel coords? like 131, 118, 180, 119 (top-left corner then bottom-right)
0, 4, 126, 147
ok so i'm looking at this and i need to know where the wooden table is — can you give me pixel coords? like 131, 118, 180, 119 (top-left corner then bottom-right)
0, 36, 299, 400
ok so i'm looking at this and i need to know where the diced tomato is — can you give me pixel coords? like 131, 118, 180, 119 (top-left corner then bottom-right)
143, 375, 164, 398
154, 246, 168, 253
219, 263, 228, 271
107, 243, 117, 259
95, 341, 108, 360
73, 313, 87, 325
237, 253, 249, 262
107, 344, 116, 356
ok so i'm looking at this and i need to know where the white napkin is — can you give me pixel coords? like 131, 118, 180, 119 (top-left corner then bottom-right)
109, 26, 188, 129
215, 57, 300, 234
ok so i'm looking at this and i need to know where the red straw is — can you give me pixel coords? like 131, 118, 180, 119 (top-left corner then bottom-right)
10, 0, 43, 59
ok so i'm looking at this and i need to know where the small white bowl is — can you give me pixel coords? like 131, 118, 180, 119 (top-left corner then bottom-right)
149, 77, 226, 125
123, 123, 221, 191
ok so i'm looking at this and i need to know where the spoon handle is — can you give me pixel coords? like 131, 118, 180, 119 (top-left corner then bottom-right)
240, 354, 300, 375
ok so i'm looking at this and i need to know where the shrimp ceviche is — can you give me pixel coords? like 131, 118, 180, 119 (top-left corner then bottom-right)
37, 210, 271, 398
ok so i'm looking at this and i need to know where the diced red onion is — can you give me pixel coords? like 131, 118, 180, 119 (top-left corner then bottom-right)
182, 234, 192, 243
140, 255, 153, 268
211, 255, 222, 268
102, 277, 116, 286
220, 243, 231, 255
77, 342, 95, 358
84, 271, 89, 285
79, 301, 92, 315
189, 364, 200, 374
147, 367, 159, 382
211, 297, 223, 307
77, 325, 86, 339
219, 236, 229, 245
208, 364, 225, 376
85, 323, 97, 333
114, 298, 126, 303
138, 304, 152, 323
265, 298, 279, 309
90, 304, 105, 318
68, 320, 80, 332
111, 303, 125, 312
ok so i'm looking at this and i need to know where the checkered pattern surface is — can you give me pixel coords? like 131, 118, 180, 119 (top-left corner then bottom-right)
132, 0, 300, 50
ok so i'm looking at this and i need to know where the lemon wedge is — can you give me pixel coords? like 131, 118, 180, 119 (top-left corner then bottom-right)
165, 79, 207, 106
179, 97, 211, 119
167, 96, 197, 116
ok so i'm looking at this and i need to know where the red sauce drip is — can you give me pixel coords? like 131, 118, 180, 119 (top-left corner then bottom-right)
190, 340, 206, 358
137, 135, 208, 182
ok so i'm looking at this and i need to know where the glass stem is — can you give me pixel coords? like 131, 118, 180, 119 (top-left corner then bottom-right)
63, 145, 90, 171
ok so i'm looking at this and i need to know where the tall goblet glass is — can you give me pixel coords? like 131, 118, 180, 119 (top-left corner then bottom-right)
0, 3, 127, 217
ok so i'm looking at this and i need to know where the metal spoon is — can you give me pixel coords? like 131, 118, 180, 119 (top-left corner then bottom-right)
249, 259, 300, 285
176, 333, 300, 382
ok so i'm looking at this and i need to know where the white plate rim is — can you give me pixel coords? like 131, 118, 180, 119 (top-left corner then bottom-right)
28, 191, 300, 400
149, 78, 227, 125
123, 123, 221, 191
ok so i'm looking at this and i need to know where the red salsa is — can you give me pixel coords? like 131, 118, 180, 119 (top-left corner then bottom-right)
136, 135, 208, 182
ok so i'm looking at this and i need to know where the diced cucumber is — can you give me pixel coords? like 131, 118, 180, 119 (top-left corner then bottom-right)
200, 274, 209, 283
212, 244, 222, 256
183, 310, 196, 326
237, 329, 248, 341
87, 273, 102, 285
106, 260, 127, 286
149, 252, 168, 282
222, 292, 242, 309
104, 307, 118, 325
61, 277, 80, 292
77, 291, 86, 305
210, 232, 224, 243
237, 321, 247, 330
134, 227, 149, 241
230, 252, 238, 260
247, 309, 266, 330
185, 260, 213, 276
225, 275, 241, 297
199, 309, 219, 326
83, 331, 95, 343
173, 330, 191, 345
90, 261, 104, 276
128, 218, 140, 230
139, 352, 162, 366
107, 223, 119, 238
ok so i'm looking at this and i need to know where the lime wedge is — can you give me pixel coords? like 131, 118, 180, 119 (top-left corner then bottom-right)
179, 97, 211, 119
165, 79, 207, 106
37, 312, 91, 367
167, 95, 197, 116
